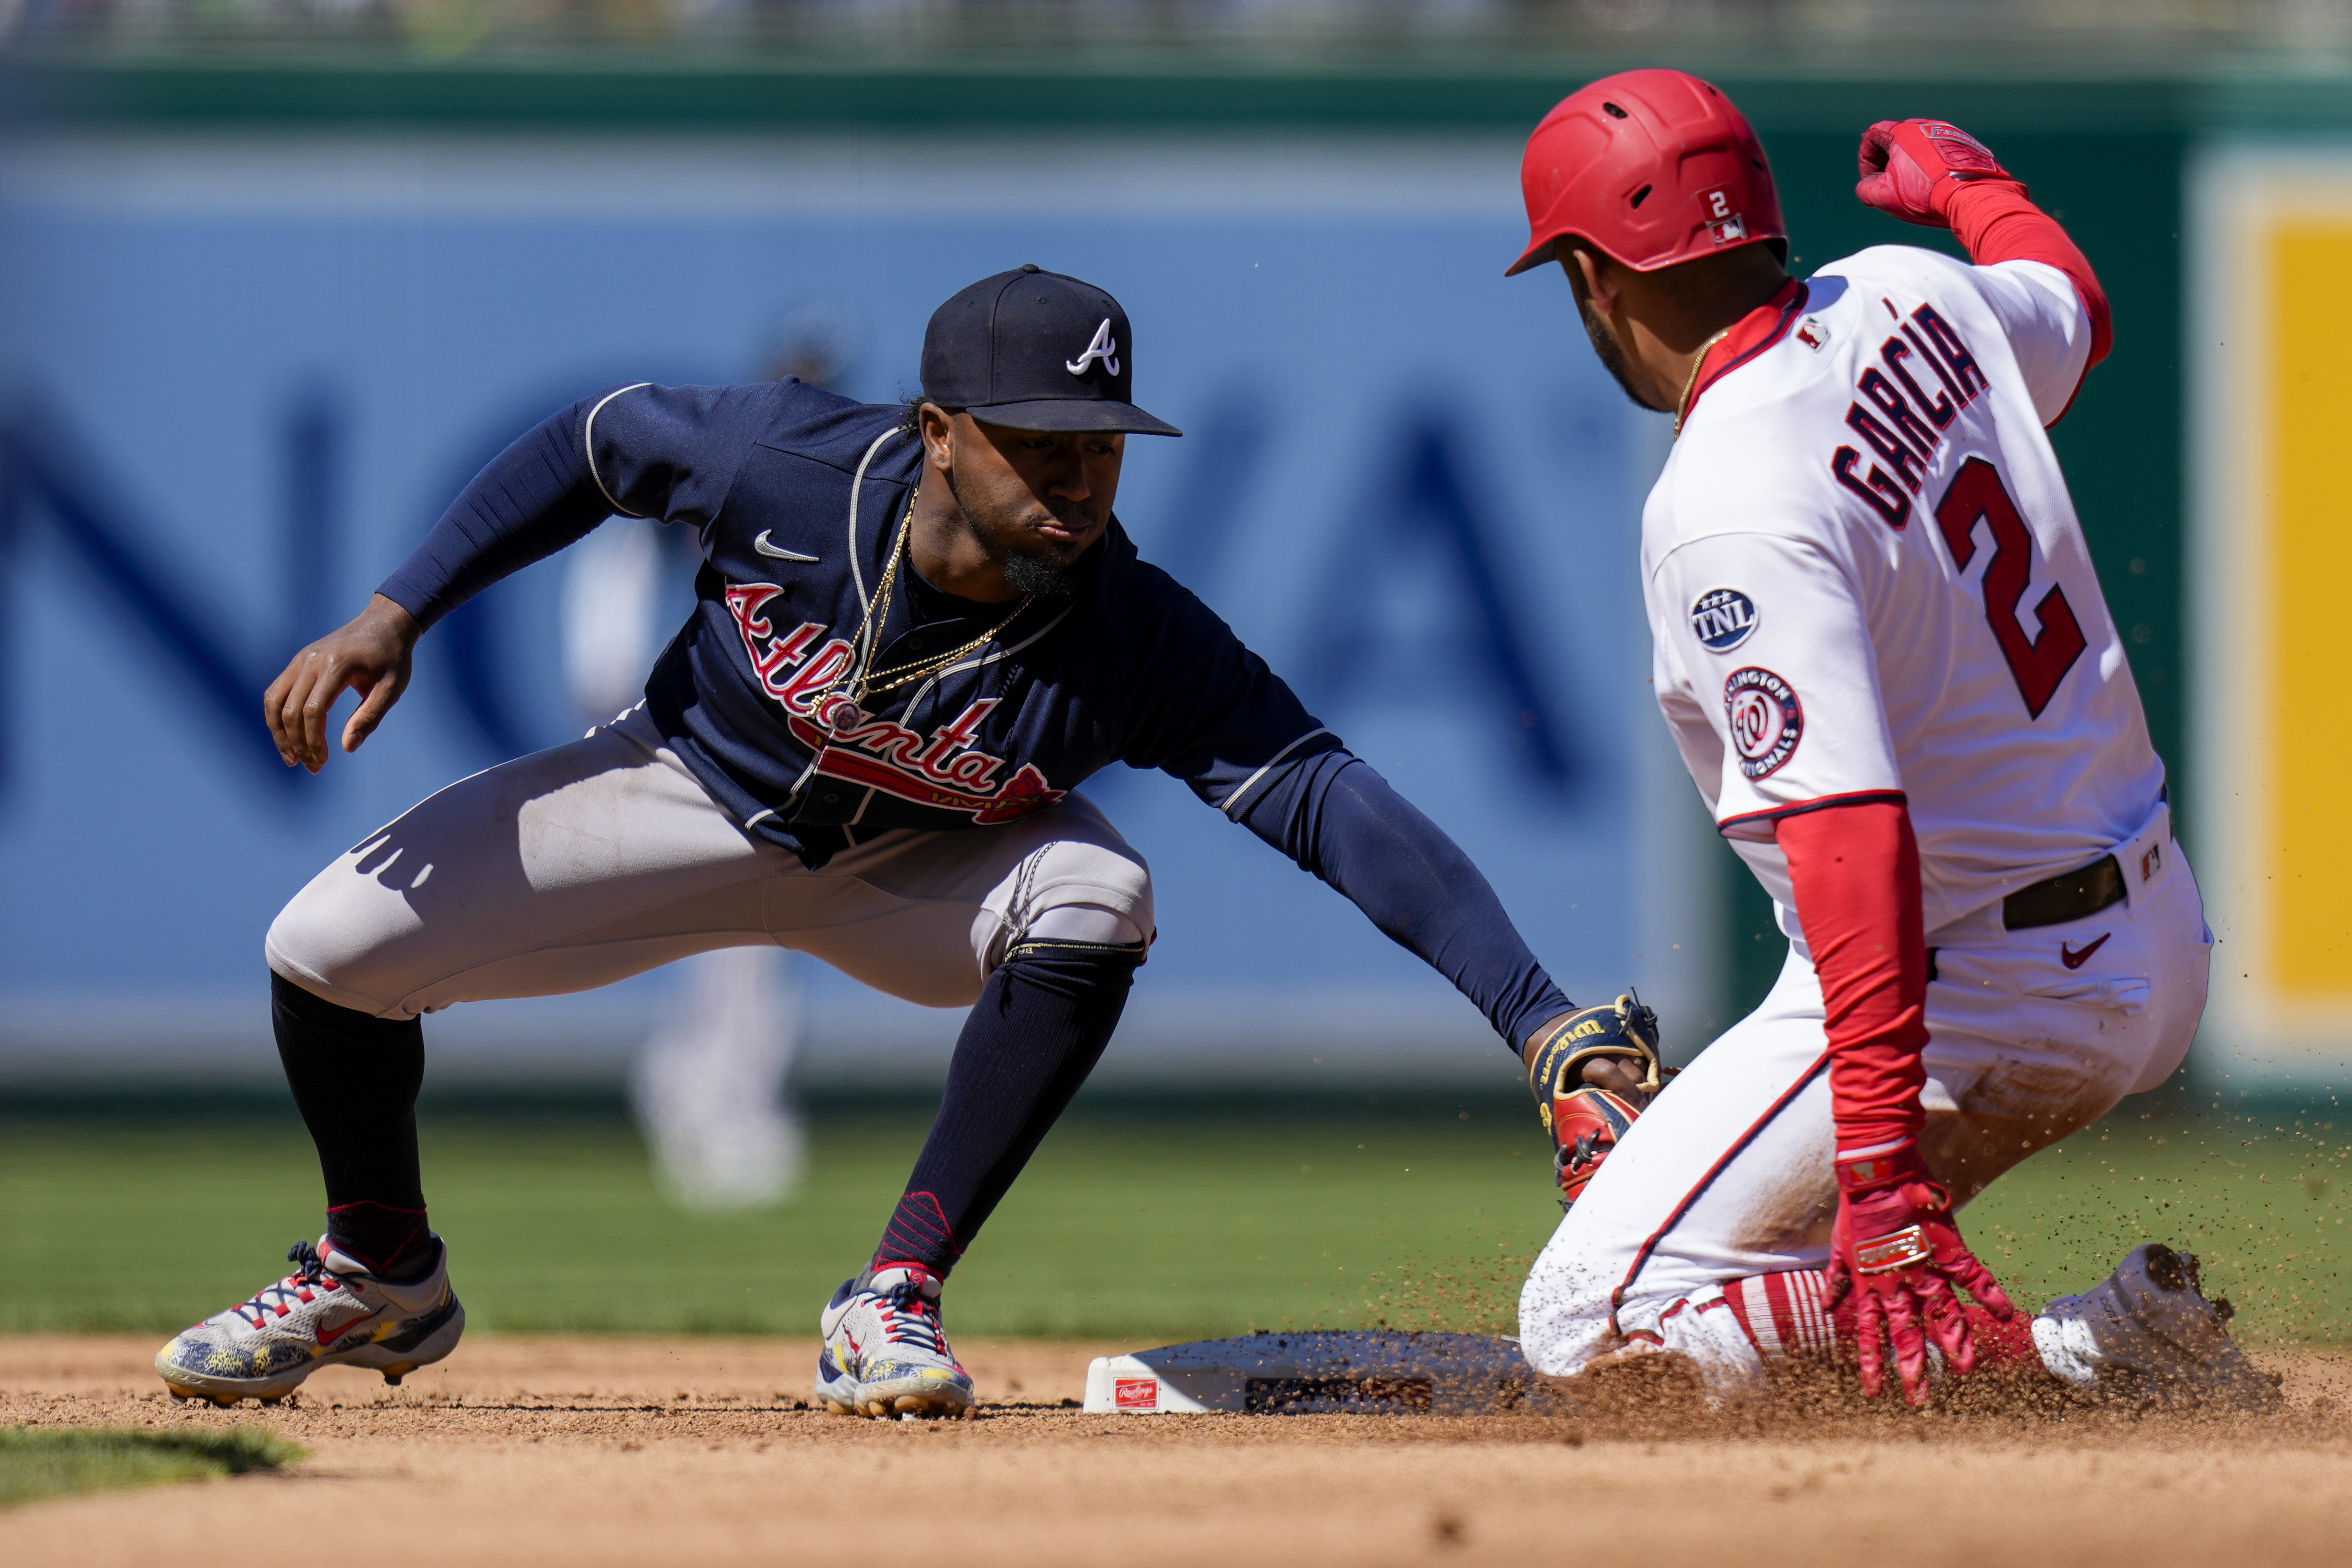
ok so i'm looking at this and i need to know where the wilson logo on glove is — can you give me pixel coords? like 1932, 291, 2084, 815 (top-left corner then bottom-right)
1525, 995, 1668, 1212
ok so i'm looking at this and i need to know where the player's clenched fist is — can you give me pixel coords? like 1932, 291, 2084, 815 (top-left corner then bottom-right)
1824, 1140, 2017, 1406
264, 593, 423, 773
1854, 118, 2016, 228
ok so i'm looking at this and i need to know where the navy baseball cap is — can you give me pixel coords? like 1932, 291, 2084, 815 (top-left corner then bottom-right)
920, 265, 1181, 437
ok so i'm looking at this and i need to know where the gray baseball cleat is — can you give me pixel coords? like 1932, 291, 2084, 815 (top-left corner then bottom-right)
2031, 1243, 2280, 1409
156, 1234, 464, 1406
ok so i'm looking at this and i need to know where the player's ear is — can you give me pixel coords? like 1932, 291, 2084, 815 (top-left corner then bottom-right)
1565, 246, 1615, 313
918, 402, 956, 471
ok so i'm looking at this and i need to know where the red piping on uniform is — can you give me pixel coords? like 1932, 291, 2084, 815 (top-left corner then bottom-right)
1607, 1052, 1832, 1337
1716, 788, 1909, 840
1679, 278, 1808, 428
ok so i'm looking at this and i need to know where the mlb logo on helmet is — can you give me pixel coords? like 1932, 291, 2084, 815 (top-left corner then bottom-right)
1505, 68, 1784, 277
1699, 186, 1747, 246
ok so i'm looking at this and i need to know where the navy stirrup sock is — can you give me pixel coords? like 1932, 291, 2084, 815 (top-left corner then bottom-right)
270, 972, 434, 1279
874, 939, 1147, 1279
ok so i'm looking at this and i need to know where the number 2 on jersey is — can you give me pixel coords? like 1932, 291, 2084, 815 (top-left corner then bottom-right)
1932, 457, 2086, 720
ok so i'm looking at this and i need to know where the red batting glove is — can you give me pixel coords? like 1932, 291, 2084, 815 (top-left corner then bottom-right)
1855, 118, 2017, 228
1822, 1140, 2016, 1406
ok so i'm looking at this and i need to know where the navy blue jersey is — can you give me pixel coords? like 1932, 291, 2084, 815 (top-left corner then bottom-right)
389, 379, 1333, 867
379, 379, 1573, 1049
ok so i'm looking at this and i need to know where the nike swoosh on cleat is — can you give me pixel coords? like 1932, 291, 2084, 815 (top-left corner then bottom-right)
2061, 933, 2112, 970
753, 532, 820, 562
315, 1312, 382, 1347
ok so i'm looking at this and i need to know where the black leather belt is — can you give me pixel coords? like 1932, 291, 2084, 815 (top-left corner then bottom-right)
2003, 854, 2126, 931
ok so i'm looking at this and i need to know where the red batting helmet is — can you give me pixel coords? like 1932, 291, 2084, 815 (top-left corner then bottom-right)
1507, 68, 1784, 276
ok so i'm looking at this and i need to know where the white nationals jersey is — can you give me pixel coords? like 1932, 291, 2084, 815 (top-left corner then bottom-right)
1643, 245, 2164, 938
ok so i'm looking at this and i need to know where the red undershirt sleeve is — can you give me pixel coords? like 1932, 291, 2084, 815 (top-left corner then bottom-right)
1942, 180, 2112, 371
1777, 798, 1929, 1152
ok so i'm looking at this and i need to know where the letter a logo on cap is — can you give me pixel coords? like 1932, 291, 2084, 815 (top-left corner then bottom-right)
1065, 319, 1120, 377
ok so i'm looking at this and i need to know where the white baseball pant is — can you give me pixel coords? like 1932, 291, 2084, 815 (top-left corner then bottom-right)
266, 705, 1154, 1020
1519, 802, 2211, 1393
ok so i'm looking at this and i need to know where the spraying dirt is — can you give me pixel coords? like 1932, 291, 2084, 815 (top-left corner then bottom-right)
4, 1334, 2351, 1566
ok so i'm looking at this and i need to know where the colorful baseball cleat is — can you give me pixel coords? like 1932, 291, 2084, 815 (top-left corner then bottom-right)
1526, 993, 1668, 1211
2031, 1243, 2280, 1409
154, 1235, 464, 1406
817, 1264, 974, 1419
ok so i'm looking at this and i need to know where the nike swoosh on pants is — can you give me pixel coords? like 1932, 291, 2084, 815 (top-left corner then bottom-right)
2060, 933, 2112, 970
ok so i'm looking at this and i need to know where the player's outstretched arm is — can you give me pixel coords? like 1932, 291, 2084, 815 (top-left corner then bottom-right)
1778, 798, 2016, 1405
1227, 746, 1575, 1057
264, 594, 422, 773
1853, 116, 2111, 374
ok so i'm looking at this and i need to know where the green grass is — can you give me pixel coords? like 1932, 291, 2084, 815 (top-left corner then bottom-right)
0, 1091, 1554, 1342
0, 1427, 304, 1508
4, 1085, 2350, 1345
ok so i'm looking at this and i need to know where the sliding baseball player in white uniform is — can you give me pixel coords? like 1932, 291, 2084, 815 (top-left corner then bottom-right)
1501, 72, 2272, 1407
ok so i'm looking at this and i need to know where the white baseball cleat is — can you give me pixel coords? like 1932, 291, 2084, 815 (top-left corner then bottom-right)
154, 1235, 465, 1406
816, 1264, 974, 1419
2031, 1242, 2280, 1409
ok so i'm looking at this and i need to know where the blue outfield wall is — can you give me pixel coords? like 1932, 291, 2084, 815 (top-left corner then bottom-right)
0, 56, 2246, 1084
0, 131, 1725, 1085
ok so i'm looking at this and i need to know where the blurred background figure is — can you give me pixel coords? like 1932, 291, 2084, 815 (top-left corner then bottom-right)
556, 303, 860, 1210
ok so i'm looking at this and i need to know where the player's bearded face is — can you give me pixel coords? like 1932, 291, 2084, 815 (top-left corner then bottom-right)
1562, 248, 1662, 412
947, 417, 1123, 598
1575, 286, 1645, 408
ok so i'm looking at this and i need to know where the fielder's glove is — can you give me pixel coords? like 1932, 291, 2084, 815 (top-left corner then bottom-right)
1855, 117, 2016, 228
1824, 1139, 2018, 1406
1525, 995, 1669, 1212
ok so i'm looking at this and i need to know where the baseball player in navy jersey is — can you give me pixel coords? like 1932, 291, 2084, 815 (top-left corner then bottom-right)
1500, 71, 2274, 1409
154, 265, 1658, 1419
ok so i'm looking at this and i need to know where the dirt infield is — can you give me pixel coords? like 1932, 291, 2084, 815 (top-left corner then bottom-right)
6, 1335, 2352, 1566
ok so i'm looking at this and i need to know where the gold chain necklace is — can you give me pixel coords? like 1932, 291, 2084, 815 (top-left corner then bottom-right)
830, 487, 1035, 707
1672, 326, 1735, 439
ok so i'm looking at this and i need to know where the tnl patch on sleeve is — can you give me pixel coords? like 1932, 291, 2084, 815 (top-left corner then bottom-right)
1689, 587, 1759, 652
1724, 667, 1803, 779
